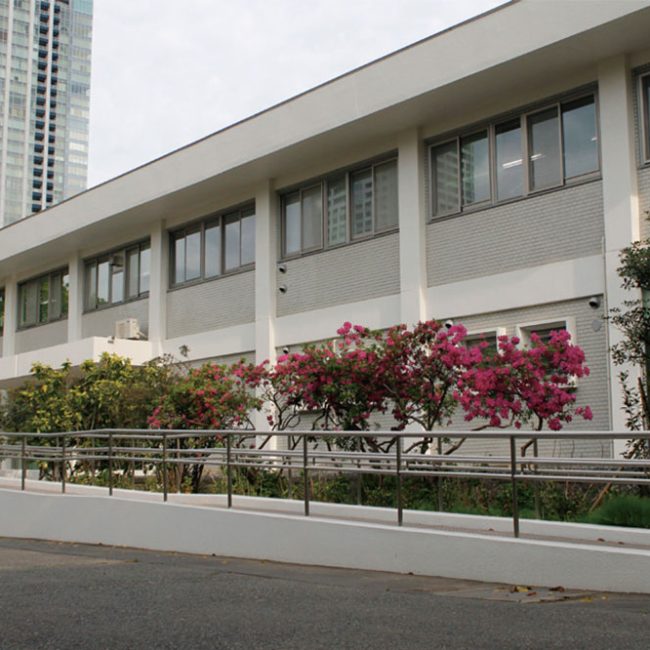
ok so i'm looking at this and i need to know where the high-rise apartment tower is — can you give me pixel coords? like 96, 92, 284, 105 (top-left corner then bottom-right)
0, 0, 92, 227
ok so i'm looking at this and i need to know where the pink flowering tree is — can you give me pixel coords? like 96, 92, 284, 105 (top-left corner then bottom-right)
148, 362, 262, 491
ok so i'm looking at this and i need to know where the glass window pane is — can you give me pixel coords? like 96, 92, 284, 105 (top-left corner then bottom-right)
495, 120, 523, 201
185, 229, 201, 281
284, 193, 301, 255
0, 290, 4, 335
205, 223, 222, 277
20, 281, 37, 327
127, 249, 139, 298
85, 262, 97, 310
50, 273, 62, 320
111, 253, 125, 304
431, 141, 459, 216
374, 160, 398, 230
461, 131, 490, 205
528, 107, 561, 191
174, 235, 185, 284
301, 185, 323, 249
97, 260, 110, 305
327, 176, 347, 246
562, 96, 598, 178
240, 211, 255, 266
38, 277, 49, 323
644, 76, 650, 161
139, 246, 150, 294
62, 274, 69, 317
351, 169, 373, 237
224, 214, 240, 271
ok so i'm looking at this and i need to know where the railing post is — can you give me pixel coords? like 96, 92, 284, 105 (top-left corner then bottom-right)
226, 433, 233, 508
510, 435, 519, 538
21, 435, 26, 491
108, 431, 114, 497
162, 433, 168, 502
533, 438, 541, 519
303, 434, 310, 517
61, 433, 66, 494
396, 435, 403, 526
437, 436, 444, 511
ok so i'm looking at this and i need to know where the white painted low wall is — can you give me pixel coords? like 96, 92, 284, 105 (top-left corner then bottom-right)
1, 483, 649, 594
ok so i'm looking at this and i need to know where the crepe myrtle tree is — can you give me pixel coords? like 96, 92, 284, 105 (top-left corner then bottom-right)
609, 223, 650, 458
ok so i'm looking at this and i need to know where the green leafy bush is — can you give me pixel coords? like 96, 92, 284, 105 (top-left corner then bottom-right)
588, 495, 650, 529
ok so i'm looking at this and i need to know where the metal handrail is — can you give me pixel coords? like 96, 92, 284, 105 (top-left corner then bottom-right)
1, 428, 649, 538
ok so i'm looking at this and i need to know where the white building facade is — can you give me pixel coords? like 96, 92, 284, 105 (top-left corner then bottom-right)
0, 0, 649, 454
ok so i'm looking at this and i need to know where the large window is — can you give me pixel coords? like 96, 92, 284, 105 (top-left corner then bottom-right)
18, 269, 69, 328
430, 93, 599, 218
171, 205, 255, 286
85, 241, 150, 311
281, 157, 398, 257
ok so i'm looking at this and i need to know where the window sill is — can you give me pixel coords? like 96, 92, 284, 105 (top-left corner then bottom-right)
168, 264, 255, 293
428, 174, 602, 224
82, 293, 149, 316
280, 227, 399, 262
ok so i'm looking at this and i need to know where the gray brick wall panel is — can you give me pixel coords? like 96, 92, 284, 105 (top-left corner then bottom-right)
81, 299, 149, 339
166, 271, 255, 338
639, 166, 650, 238
15, 319, 67, 354
277, 233, 400, 317
426, 181, 604, 286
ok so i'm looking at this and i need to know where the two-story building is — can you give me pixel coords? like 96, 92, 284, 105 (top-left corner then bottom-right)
2, 0, 650, 456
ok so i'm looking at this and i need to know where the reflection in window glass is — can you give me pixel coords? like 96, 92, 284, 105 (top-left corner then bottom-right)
495, 120, 523, 201
374, 160, 398, 231
174, 236, 185, 284
644, 76, 650, 161
127, 249, 139, 298
327, 176, 347, 246
21, 282, 37, 327
284, 193, 301, 255
111, 254, 124, 304
240, 211, 256, 266
186, 230, 201, 281
85, 262, 97, 309
431, 141, 459, 216
205, 223, 222, 278
302, 185, 323, 250
528, 107, 561, 190
38, 277, 49, 323
139, 247, 150, 293
351, 168, 373, 237
461, 131, 490, 205
97, 260, 110, 305
224, 214, 240, 271
50, 274, 62, 320
562, 97, 598, 179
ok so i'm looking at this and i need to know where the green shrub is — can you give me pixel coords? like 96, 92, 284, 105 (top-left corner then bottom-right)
588, 495, 650, 529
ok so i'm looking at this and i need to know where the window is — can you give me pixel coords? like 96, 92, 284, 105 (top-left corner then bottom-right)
0, 288, 4, 336
517, 319, 575, 348
85, 241, 150, 311
18, 269, 69, 328
170, 205, 255, 286
281, 156, 398, 257
430, 93, 599, 217
464, 328, 505, 356
640, 73, 650, 162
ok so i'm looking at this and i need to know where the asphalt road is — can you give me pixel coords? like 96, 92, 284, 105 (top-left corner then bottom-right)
0, 538, 648, 650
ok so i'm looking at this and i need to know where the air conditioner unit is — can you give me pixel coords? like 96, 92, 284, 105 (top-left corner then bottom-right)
114, 318, 141, 340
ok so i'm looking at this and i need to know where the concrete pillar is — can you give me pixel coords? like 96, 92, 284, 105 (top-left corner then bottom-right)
397, 128, 428, 326
2, 278, 17, 357
598, 55, 640, 448
148, 221, 168, 356
254, 180, 278, 441
67, 254, 84, 342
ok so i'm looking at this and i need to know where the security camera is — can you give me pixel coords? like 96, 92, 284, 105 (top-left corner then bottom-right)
278, 284, 288, 294
277, 263, 287, 274
282, 346, 290, 354
444, 319, 454, 329
588, 296, 601, 309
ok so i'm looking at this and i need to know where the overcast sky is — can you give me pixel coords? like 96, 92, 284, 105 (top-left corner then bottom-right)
87, 0, 506, 188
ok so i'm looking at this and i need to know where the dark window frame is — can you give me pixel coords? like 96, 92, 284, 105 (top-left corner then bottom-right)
84, 240, 150, 312
280, 154, 399, 260
169, 204, 256, 289
639, 72, 650, 164
428, 90, 601, 220
17, 267, 69, 330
